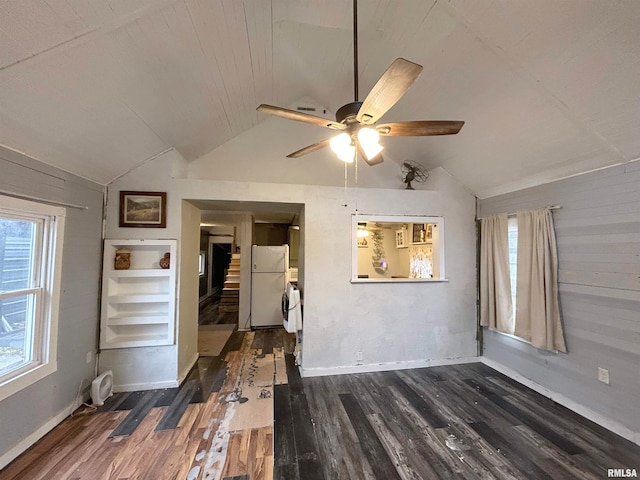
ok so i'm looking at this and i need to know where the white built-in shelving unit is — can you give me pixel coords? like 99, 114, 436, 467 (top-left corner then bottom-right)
100, 239, 177, 349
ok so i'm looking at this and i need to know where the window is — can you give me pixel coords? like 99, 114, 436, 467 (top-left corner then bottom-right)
0, 195, 65, 401
199, 251, 206, 276
352, 215, 445, 282
507, 216, 518, 317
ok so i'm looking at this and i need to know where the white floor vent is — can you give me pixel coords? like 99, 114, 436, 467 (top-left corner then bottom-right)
91, 370, 114, 406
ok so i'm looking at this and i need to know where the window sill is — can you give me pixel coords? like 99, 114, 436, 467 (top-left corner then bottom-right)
0, 361, 57, 402
484, 327, 560, 354
351, 278, 449, 284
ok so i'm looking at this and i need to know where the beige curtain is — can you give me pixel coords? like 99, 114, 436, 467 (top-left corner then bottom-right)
480, 214, 514, 334
515, 208, 567, 352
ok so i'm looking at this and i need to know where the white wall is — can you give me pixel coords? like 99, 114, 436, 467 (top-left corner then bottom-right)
100, 149, 187, 390
300, 171, 477, 375
0, 147, 104, 468
237, 215, 253, 330
178, 201, 200, 382
114, 151, 476, 374
188, 116, 407, 190
102, 120, 477, 385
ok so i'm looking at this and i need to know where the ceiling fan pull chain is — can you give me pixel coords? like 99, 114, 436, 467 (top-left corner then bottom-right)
355, 142, 358, 186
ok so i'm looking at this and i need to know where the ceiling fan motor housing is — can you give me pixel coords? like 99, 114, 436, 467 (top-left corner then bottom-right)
335, 102, 363, 124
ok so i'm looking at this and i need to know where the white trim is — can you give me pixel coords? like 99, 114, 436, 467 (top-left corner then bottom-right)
0, 195, 65, 402
481, 357, 640, 446
351, 278, 449, 284
301, 356, 479, 378
351, 214, 446, 281
113, 380, 179, 393
0, 395, 84, 469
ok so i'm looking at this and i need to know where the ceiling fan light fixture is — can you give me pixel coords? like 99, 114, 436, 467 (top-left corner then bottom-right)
357, 127, 383, 160
330, 132, 355, 163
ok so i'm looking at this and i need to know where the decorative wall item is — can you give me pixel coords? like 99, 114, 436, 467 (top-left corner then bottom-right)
412, 223, 433, 243
357, 223, 369, 247
119, 191, 167, 228
114, 248, 131, 270
409, 245, 433, 278
370, 225, 388, 273
395, 228, 407, 248
159, 252, 170, 269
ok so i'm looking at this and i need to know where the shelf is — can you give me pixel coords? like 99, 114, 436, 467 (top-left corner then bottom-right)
107, 293, 171, 304
109, 269, 171, 278
100, 239, 177, 349
100, 334, 170, 349
107, 313, 169, 325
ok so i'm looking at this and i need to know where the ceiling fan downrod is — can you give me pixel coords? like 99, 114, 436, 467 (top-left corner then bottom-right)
353, 0, 359, 103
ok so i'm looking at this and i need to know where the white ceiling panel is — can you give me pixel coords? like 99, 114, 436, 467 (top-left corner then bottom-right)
0, 0, 638, 195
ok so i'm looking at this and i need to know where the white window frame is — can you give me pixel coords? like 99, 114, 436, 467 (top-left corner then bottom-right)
0, 195, 65, 402
351, 214, 446, 283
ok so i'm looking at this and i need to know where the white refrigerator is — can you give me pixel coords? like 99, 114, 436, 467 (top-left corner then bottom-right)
251, 245, 289, 328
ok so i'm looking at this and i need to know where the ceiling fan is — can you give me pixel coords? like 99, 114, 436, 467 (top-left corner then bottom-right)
256, 0, 464, 166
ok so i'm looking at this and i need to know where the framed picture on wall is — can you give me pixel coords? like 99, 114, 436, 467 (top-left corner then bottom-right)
119, 191, 167, 228
425, 224, 433, 241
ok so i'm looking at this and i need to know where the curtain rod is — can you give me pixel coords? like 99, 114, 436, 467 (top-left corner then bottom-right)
0, 188, 88, 210
477, 205, 561, 220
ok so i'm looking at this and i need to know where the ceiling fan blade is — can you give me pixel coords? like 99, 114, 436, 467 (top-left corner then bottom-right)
376, 120, 465, 136
356, 143, 384, 166
286, 138, 332, 158
257, 104, 345, 130
356, 58, 423, 125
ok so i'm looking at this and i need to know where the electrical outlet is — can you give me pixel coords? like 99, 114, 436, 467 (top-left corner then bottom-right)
598, 367, 609, 385
356, 351, 363, 362
86, 351, 92, 364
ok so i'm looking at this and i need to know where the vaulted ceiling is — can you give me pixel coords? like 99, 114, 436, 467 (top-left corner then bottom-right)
1, 1, 639, 197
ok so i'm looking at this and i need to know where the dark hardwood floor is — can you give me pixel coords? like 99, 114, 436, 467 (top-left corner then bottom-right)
275, 362, 640, 480
2, 329, 638, 479
199, 295, 238, 326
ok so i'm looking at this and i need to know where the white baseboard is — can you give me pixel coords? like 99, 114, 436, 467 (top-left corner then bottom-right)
113, 380, 178, 393
301, 356, 480, 378
481, 357, 640, 447
0, 396, 84, 470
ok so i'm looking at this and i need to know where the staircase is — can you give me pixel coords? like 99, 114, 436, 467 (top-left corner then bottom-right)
219, 253, 240, 313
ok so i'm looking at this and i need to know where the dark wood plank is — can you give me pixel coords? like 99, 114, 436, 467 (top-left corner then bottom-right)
283, 355, 324, 480
109, 390, 161, 437
153, 387, 180, 407
465, 377, 584, 455
273, 384, 299, 478
289, 389, 323, 480
274, 463, 300, 480
211, 358, 229, 393
469, 421, 556, 480
285, 352, 303, 395
339, 393, 402, 480
112, 390, 147, 411
302, 376, 371, 480
389, 372, 450, 428
155, 379, 199, 431
219, 331, 245, 357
